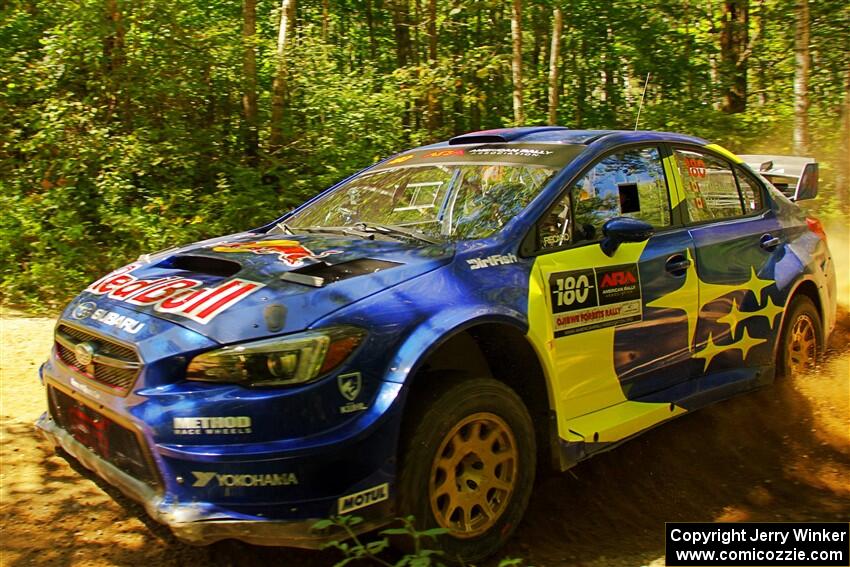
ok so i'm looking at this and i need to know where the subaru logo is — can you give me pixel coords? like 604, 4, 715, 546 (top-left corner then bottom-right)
74, 342, 96, 366
337, 372, 362, 401
72, 301, 97, 320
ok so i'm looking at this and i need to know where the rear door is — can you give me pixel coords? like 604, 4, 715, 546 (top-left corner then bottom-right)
669, 145, 782, 377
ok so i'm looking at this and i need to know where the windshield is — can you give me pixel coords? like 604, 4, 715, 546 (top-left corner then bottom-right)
287, 162, 558, 241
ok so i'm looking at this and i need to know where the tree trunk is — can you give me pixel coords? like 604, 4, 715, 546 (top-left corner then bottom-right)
390, 0, 413, 140
510, 0, 524, 125
242, 0, 259, 162
321, 0, 329, 43
103, 0, 124, 74
426, 0, 438, 134
792, 0, 810, 155
547, 7, 562, 125
720, 0, 748, 113
269, 0, 295, 151
366, 0, 376, 59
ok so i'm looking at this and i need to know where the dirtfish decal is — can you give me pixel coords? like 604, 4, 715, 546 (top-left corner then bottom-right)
467, 253, 518, 270
213, 240, 341, 267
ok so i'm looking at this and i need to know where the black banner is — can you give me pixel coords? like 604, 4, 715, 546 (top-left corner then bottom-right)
666, 522, 849, 566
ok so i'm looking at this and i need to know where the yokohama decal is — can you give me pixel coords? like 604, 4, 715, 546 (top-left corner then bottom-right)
85, 264, 262, 324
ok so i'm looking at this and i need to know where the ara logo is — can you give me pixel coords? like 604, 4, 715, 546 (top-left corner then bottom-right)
191, 471, 298, 488
338, 483, 389, 514
599, 270, 637, 289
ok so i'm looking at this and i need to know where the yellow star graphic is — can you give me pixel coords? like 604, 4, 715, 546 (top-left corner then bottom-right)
716, 298, 747, 335
693, 331, 731, 371
743, 266, 775, 305
751, 294, 785, 331
646, 248, 699, 350
737, 325, 768, 360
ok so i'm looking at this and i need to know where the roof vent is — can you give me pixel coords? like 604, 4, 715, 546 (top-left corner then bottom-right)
448, 126, 569, 145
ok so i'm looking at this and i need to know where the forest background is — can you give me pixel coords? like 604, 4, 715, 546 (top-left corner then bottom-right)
1, 0, 848, 312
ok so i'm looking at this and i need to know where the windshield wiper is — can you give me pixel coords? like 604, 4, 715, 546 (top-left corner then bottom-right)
297, 225, 375, 239
352, 222, 443, 245
274, 222, 295, 235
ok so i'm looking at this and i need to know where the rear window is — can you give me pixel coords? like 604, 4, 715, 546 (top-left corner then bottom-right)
735, 169, 765, 212
674, 148, 744, 222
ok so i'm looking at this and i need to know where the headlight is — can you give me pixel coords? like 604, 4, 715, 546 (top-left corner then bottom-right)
186, 326, 366, 387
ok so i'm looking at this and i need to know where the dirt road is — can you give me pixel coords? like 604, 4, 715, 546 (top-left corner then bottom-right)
2, 308, 848, 566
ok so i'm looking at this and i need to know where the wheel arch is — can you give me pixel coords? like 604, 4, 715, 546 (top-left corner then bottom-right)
773, 276, 825, 360
394, 314, 558, 471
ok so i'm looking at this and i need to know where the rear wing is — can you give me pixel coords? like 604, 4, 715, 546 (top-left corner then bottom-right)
738, 154, 818, 201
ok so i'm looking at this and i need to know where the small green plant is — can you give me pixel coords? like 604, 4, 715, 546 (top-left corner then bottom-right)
312, 516, 530, 567
313, 515, 448, 566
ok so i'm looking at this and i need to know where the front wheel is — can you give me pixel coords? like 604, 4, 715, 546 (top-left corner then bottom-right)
396, 377, 536, 563
778, 295, 823, 377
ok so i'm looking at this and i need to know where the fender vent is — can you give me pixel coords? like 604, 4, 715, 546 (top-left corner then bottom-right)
281, 259, 402, 287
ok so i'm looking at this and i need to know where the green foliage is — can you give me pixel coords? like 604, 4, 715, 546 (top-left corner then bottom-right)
312, 515, 531, 566
313, 515, 449, 567
1, 0, 848, 311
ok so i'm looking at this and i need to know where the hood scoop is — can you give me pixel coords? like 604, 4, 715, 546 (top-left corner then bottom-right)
159, 254, 242, 277
281, 258, 402, 287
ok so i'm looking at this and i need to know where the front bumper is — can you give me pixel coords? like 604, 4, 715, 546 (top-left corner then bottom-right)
36, 411, 390, 547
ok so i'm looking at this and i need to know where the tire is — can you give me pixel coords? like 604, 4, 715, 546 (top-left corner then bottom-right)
777, 295, 823, 377
396, 377, 536, 563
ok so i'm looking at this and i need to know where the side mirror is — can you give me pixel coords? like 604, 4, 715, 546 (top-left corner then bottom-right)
600, 217, 654, 257
793, 163, 819, 201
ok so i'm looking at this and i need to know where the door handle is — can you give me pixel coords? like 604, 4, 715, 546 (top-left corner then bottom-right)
760, 234, 781, 251
665, 254, 691, 276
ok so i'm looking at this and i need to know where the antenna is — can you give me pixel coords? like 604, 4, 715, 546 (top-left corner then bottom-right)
634, 72, 651, 131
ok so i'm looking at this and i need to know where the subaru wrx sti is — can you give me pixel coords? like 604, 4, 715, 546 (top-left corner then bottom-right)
38, 127, 836, 561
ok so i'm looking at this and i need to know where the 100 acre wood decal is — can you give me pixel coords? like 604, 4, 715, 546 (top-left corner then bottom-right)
549, 264, 642, 338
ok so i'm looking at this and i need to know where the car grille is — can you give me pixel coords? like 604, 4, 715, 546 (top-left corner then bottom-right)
54, 324, 142, 395
47, 385, 159, 488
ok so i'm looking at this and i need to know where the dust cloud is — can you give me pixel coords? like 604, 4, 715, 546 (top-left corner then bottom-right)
823, 219, 850, 309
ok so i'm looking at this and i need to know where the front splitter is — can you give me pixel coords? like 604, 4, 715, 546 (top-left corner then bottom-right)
35, 412, 386, 547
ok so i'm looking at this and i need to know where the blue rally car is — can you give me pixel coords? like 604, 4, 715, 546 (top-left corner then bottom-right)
38, 127, 836, 561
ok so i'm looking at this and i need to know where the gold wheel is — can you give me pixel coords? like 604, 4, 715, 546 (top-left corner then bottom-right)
787, 313, 817, 374
428, 412, 517, 538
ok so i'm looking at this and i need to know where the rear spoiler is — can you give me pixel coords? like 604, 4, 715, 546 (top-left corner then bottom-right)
738, 154, 818, 201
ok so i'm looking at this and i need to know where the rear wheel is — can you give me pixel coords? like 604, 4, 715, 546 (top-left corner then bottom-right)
778, 296, 822, 376
396, 377, 535, 563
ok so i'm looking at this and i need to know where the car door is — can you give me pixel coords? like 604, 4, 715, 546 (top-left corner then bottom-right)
527, 145, 700, 432
669, 146, 782, 379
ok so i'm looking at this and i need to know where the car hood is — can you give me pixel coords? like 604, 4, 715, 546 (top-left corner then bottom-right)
64, 232, 454, 344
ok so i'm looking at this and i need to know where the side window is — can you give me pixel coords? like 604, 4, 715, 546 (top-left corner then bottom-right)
735, 168, 765, 212
674, 149, 744, 222
538, 146, 670, 249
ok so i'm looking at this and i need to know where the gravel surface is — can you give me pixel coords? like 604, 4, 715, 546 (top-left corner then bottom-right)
2, 305, 848, 567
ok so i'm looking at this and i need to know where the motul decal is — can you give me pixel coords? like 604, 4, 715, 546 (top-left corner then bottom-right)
549, 263, 642, 338
84, 264, 262, 324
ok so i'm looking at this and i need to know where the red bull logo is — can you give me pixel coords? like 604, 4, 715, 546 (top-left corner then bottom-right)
212, 240, 341, 267
85, 263, 263, 324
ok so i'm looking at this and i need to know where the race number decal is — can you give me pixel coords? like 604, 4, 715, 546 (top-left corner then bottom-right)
549, 264, 642, 338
